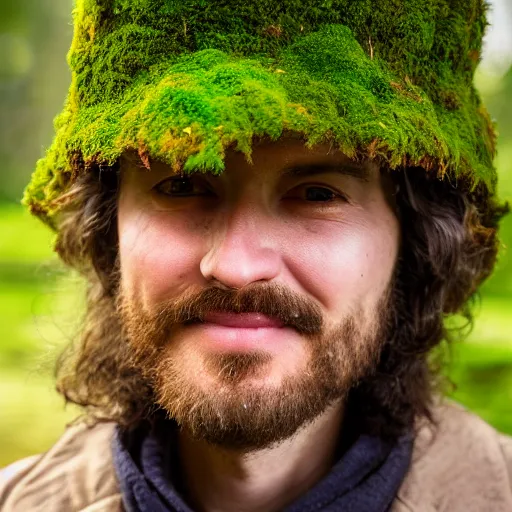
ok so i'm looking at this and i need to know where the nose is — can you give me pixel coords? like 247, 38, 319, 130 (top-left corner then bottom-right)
199, 202, 282, 289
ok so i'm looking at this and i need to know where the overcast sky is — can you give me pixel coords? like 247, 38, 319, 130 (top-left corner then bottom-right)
482, 0, 512, 75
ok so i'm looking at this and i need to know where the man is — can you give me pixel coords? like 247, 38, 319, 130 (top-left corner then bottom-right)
1, 0, 512, 510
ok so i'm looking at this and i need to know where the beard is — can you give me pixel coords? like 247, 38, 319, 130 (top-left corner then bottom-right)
117, 282, 393, 451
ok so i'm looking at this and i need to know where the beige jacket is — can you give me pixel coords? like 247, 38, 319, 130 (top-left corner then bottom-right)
1, 402, 512, 511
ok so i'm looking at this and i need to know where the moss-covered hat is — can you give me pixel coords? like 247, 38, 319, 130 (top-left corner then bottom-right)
25, 0, 498, 226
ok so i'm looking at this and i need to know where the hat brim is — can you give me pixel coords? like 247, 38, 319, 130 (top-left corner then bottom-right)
24, 24, 496, 226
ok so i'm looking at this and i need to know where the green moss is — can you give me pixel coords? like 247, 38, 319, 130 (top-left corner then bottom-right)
24, 0, 498, 227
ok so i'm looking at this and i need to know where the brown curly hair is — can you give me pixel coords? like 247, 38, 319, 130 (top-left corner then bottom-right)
52, 152, 508, 439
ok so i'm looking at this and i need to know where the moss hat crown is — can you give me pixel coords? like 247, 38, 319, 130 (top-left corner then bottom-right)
25, 0, 497, 225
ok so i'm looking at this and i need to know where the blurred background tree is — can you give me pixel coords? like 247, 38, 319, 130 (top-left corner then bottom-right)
0, 0, 511, 466
0, 0, 72, 202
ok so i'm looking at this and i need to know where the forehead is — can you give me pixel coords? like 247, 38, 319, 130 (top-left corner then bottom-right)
225, 137, 373, 181
122, 136, 377, 183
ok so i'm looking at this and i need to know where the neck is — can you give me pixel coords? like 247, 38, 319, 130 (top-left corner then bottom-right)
178, 402, 344, 512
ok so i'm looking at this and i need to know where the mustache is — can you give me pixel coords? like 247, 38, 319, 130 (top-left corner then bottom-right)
130, 282, 325, 336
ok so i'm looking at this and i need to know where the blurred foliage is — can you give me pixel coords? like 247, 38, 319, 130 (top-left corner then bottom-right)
0, 1, 511, 468
481, 68, 512, 296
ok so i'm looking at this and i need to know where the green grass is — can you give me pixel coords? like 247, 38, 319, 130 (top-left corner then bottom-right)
0, 369, 79, 467
0, 203, 55, 262
0, 203, 85, 466
1, 202, 512, 468
0, 274, 85, 369
448, 342, 512, 434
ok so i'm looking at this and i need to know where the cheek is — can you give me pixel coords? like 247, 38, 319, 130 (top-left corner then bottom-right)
118, 210, 204, 307
284, 217, 399, 314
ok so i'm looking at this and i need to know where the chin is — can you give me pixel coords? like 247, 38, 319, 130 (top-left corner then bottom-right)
151, 347, 347, 452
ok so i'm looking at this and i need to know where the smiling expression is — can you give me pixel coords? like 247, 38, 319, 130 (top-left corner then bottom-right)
116, 136, 401, 447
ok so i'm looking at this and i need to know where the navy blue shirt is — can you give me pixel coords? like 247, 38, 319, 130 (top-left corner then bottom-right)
112, 419, 413, 512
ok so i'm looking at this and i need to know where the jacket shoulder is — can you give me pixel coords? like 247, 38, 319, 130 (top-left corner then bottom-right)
0, 421, 122, 512
393, 400, 512, 512
500, 432, 512, 488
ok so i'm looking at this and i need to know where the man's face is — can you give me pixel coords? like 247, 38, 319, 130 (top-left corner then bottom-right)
117, 137, 400, 450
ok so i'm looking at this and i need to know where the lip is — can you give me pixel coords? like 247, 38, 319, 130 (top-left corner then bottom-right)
202, 312, 285, 328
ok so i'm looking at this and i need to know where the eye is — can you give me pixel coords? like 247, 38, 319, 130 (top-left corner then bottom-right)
304, 186, 337, 202
285, 184, 347, 203
154, 176, 214, 197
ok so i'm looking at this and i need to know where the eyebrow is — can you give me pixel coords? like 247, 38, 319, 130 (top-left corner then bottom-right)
280, 162, 370, 182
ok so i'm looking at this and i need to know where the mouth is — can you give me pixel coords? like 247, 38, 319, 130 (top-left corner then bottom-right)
179, 312, 305, 355
201, 312, 285, 329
